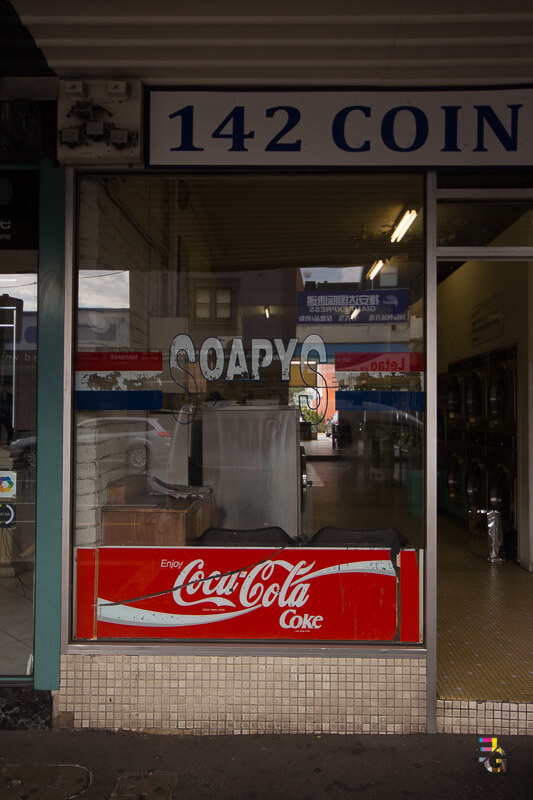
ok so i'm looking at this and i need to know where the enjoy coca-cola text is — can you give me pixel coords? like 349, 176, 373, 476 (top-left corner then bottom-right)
172, 558, 313, 611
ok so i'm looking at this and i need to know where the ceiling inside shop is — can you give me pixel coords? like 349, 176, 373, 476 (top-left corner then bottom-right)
185, 174, 424, 274
9, 0, 533, 86
95, 173, 426, 292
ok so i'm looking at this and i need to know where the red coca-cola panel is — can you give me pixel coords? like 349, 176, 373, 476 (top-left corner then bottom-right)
75, 546, 421, 643
335, 352, 424, 373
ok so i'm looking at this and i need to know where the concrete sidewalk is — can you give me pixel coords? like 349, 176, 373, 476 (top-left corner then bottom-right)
0, 730, 531, 799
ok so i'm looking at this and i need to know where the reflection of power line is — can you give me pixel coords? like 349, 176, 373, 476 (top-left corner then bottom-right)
1, 272, 127, 290
3, 284, 35, 291
79, 271, 127, 280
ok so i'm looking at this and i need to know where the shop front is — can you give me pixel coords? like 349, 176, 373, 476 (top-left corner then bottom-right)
44, 85, 532, 735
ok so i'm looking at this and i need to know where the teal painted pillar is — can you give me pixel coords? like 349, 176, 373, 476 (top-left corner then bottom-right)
33, 159, 65, 690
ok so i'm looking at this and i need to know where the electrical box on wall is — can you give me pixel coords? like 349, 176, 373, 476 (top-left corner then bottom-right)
57, 80, 142, 164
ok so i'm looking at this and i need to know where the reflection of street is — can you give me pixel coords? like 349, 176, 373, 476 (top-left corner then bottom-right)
0, 453, 35, 676
300, 432, 341, 459
300, 432, 424, 548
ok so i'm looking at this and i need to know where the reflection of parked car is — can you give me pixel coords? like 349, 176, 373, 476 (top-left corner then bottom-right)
9, 434, 37, 468
10, 416, 171, 471
77, 417, 171, 470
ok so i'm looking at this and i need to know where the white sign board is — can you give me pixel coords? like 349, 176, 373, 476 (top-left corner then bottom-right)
471, 293, 504, 347
147, 88, 533, 169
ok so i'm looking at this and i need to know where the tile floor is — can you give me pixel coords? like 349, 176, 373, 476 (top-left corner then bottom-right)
437, 515, 533, 703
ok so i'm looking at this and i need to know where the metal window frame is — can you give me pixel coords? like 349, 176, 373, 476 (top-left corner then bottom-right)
425, 172, 438, 733
60, 167, 75, 656
59, 167, 450, 729
62, 166, 429, 659
33, 159, 66, 690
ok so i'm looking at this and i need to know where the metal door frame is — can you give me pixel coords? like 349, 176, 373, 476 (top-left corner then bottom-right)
427, 179, 533, 729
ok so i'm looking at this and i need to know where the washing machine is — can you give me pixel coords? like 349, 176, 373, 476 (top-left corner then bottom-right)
446, 367, 466, 441
464, 442, 489, 515
486, 433, 517, 559
438, 441, 467, 525
487, 346, 517, 434
463, 354, 489, 433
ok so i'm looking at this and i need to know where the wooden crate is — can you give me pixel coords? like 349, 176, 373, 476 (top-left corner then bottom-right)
102, 495, 212, 546
107, 475, 147, 505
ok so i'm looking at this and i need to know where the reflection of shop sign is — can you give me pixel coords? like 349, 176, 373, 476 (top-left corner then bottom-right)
336, 390, 424, 413
335, 352, 424, 373
0, 503, 15, 527
470, 293, 503, 347
75, 546, 420, 642
298, 290, 409, 324
75, 351, 163, 411
76, 352, 163, 371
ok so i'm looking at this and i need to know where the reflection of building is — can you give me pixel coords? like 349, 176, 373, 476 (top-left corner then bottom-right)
78, 308, 130, 348
0, 307, 37, 435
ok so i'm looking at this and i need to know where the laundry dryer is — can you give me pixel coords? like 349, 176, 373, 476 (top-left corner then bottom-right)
446, 367, 465, 440
463, 354, 488, 433
438, 441, 467, 525
464, 442, 489, 515
487, 346, 517, 435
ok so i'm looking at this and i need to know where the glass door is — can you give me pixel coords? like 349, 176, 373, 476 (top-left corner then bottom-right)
436, 182, 533, 704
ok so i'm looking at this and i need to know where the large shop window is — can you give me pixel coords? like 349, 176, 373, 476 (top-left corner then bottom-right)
73, 174, 425, 644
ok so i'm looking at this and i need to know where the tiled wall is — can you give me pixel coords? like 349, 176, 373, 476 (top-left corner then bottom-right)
55, 654, 533, 734
437, 700, 533, 735
54, 654, 427, 734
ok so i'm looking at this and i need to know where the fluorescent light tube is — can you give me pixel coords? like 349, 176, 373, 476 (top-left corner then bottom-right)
366, 260, 384, 280
391, 209, 417, 243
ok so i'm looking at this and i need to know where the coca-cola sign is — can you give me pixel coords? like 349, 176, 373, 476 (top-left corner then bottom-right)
75, 546, 421, 642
